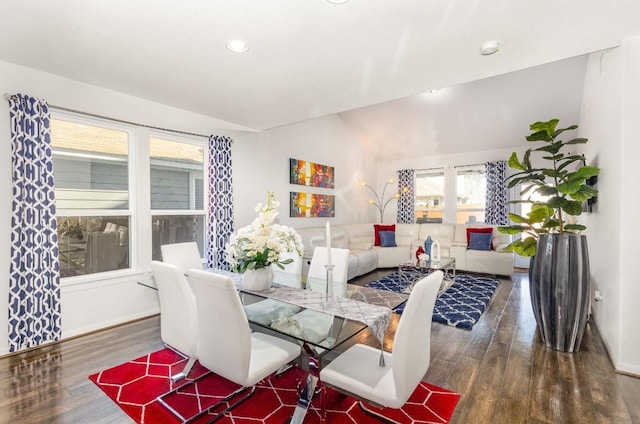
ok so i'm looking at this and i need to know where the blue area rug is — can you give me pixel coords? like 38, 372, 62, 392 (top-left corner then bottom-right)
365, 271, 499, 330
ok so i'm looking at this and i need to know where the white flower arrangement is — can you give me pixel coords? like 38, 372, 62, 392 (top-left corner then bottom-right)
225, 192, 304, 273
418, 253, 430, 264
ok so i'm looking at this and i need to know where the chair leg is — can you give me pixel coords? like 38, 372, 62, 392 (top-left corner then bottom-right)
158, 373, 257, 424
357, 401, 401, 424
321, 383, 327, 424
171, 356, 196, 382
275, 362, 293, 376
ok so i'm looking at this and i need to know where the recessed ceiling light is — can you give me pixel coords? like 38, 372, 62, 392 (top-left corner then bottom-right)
480, 41, 500, 56
425, 89, 439, 94
226, 40, 248, 53
327, 0, 350, 4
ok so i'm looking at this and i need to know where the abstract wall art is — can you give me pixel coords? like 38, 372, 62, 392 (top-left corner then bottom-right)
289, 192, 335, 218
289, 158, 334, 188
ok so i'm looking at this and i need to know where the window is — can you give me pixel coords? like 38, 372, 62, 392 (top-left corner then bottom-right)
150, 136, 206, 261
415, 169, 445, 223
456, 166, 486, 224
51, 116, 132, 278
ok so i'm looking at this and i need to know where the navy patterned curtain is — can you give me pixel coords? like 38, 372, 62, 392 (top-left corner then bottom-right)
397, 169, 415, 223
485, 160, 508, 225
8, 93, 62, 352
206, 135, 234, 270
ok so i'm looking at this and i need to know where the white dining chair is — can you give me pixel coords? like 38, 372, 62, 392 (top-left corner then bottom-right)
305, 247, 350, 296
160, 241, 203, 272
179, 268, 301, 421
292, 247, 351, 342
271, 249, 303, 288
319, 270, 443, 421
149, 260, 199, 382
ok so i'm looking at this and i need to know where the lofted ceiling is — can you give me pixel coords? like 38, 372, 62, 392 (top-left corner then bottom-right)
1, 1, 639, 148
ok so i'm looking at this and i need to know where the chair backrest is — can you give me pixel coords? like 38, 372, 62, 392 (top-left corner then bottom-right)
271, 250, 303, 288
161, 242, 203, 272
149, 261, 198, 357
187, 269, 252, 385
306, 247, 350, 297
392, 270, 443, 403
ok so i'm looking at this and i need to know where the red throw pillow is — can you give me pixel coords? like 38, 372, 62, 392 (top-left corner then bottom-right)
466, 227, 494, 249
373, 224, 396, 246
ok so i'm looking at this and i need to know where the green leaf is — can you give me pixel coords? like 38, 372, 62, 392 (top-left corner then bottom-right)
533, 142, 562, 154
507, 213, 529, 224
507, 199, 535, 205
498, 225, 530, 235
508, 152, 525, 170
563, 200, 584, 215
526, 130, 551, 142
557, 156, 585, 171
520, 184, 541, 197
553, 125, 578, 139
570, 185, 597, 201
528, 206, 551, 222
536, 186, 558, 196
507, 174, 544, 189
542, 169, 562, 178
557, 181, 581, 194
547, 196, 567, 208
523, 150, 532, 169
507, 236, 538, 257
529, 119, 559, 139
573, 165, 600, 179
564, 224, 587, 232
564, 137, 588, 145
542, 219, 559, 228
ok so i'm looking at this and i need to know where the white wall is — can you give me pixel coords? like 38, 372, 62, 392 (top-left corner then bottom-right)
0, 60, 252, 354
231, 115, 375, 228
580, 40, 640, 375
617, 38, 640, 376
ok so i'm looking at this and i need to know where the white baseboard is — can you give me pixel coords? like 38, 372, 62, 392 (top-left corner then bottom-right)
62, 308, 160, 340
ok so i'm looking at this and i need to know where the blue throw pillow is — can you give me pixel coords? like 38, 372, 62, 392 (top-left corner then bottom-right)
468, 232, 492, 251
379, 230, 397, 247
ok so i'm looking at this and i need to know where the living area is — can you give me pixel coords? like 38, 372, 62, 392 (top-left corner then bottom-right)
1, 2, 640, 423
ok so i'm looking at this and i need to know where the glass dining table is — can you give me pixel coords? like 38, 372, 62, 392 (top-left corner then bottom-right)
142, 268, 409, 424
212, 270, 409, 424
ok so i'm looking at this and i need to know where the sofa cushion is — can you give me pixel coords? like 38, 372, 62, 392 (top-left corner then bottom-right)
373, 224, 395, 246
418, 223, 455, 250
379, 231, 397, 247
468, 232, 492, 251
394, 223, 421, 247
350, 241, 373, 250
466, 227, 494, 249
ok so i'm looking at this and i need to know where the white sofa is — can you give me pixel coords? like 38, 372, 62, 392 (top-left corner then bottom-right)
295, 223, 514, 280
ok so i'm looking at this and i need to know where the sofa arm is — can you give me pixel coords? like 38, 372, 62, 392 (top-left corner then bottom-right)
350, 241, 373, 251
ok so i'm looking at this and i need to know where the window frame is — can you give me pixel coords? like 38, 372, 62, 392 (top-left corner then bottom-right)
414, 168, 446, 223
149, 131, 208, 263
51, 110, 137, 285
455, 165, 487, 224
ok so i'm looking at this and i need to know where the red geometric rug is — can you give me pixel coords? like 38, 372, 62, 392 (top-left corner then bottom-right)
89, 347, 460, 423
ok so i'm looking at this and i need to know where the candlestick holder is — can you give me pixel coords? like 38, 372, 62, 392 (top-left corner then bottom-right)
324, 264, 335, 301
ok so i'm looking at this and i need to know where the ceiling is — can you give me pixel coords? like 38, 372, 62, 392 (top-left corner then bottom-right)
1, 1, 640, 135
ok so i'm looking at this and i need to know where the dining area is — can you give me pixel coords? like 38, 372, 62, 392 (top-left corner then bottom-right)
148, 235, 445, 423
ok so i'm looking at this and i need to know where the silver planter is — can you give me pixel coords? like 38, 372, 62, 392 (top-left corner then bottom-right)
528, 233, 590, 352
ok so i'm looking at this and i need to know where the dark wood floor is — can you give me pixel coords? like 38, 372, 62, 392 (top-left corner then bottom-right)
0, 270, 638, 423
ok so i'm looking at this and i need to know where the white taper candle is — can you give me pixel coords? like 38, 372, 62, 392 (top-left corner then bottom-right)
326, 221, 332, 266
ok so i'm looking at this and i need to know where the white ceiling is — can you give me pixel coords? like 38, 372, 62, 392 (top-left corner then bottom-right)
341, 54, 589, 159
1, 0, 639, 137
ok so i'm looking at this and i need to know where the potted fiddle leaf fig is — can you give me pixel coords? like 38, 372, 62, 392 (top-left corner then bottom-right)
498, 119, 600, 353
